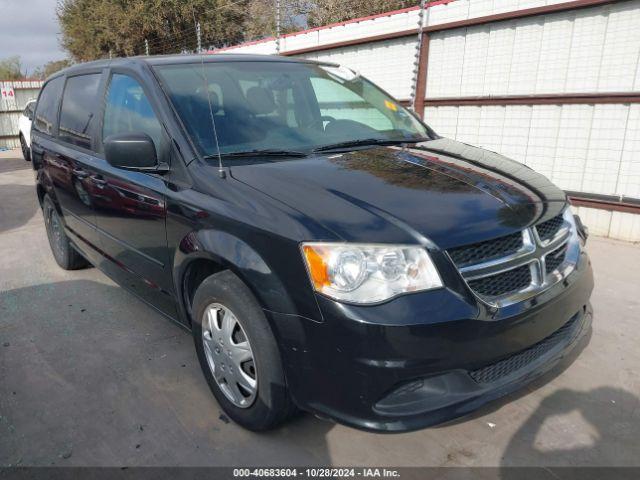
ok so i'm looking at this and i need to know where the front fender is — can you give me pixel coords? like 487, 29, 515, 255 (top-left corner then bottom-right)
173, 229, 322, 326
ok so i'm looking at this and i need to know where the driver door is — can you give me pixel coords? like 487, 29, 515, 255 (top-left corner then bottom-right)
92, 71, 176, 317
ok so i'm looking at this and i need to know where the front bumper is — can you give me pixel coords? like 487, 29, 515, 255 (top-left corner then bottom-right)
268, 250, 594, 432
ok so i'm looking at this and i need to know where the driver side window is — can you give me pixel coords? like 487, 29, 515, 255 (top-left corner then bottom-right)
103, 74, 165, 154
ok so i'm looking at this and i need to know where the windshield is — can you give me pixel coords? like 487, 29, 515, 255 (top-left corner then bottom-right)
154, 61, 432, 157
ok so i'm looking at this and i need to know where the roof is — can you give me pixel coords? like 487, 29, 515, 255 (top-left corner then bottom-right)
47, 53, 318, 82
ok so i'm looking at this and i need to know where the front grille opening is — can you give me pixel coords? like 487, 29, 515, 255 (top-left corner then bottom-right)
448, 232, 523, 268
545, 243, 568, 274
536, 214, 564, 242
467, 263, 532, 298
469, 311, 581, 384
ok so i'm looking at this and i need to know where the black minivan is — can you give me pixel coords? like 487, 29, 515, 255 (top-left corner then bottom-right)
31, 54, 593, 432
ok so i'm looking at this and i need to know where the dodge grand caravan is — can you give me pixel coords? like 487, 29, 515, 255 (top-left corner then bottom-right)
31, 54, 593, 432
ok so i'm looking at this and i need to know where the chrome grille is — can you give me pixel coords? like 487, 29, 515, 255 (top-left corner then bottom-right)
468, 263, 532, 297
447, 210, 576, 306
448, 232, 523, 268
535, 214, 564, 243
545, 243, 568, 274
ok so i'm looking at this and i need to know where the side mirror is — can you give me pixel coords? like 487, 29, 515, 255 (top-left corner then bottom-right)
104, 133, 167, 173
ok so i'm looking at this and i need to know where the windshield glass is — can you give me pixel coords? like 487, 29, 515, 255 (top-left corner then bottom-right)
154, 61, 432, 156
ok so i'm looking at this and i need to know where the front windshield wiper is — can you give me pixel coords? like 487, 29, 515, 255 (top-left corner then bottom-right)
205, 149, 308, 159
312, 137, 430, 153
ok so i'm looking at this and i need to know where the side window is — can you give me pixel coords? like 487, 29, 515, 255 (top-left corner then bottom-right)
59, 74, 102, 150
33, 76, 64, 135
103, 74, 164, 153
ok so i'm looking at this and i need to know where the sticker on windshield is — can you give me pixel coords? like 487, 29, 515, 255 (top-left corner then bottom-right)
384, 100, 398, 112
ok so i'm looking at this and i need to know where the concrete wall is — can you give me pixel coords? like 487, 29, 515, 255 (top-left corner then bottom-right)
0, 80, 43, 149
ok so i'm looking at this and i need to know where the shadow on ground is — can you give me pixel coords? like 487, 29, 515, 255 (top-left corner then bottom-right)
0, 280, 333, 466
0, 184, 38, 234
501, 386, 640, 473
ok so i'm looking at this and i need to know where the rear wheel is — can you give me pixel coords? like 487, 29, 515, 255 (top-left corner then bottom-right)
42, 196, 90, 270
192, 270, 296, 430
20, 134, 30, 162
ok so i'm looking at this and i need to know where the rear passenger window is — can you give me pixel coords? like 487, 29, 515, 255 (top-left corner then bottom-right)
59, 74, 102, 150
33, 76, 64, 136
103, 74, 164, 153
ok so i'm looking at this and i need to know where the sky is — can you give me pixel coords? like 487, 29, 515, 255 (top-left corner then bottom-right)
0, 0, 67, 75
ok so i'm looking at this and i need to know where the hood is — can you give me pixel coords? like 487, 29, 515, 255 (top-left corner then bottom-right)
229, 138, 567, 249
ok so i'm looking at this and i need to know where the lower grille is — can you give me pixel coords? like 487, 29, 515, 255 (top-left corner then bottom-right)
467, 263, 531, 298
469, 312, 581, 384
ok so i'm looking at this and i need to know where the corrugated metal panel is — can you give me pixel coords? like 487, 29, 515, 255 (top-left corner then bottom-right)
427, 3, 640, 98
0, 80, 42, 148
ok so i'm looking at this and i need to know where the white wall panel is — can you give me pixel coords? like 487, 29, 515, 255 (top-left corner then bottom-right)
507, 18, 544, 95
617, 104, 640, 198
609, 211, 640, 242
459, 26, 490, 96
552, 104, 593, 191
478, 105, 506, 153
582, 104, 629, 195
427, 2, 640, 97
483, 21, 517, 95
535, 12, 573, 93
453, 105, 481, 145
524, 105, 562, 178
575, 206, 612, 237
500, 105, 532, 161
597, 2, 640, 91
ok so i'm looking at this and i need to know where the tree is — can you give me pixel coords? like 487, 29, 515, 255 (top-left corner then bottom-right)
244, 0, 311, 41
57, 0, 251, 61
0, 56, 24, 80
33, 59, 73, 80
306, 0, 419, 28
243, 0, 421, 42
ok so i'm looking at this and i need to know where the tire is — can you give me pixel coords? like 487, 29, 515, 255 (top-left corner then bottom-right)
20, 134, 31, 162
42, 195, 90, 270
192, 270, 296, 431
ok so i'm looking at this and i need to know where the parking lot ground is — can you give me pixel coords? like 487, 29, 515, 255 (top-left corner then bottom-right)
1, 148, 639, 467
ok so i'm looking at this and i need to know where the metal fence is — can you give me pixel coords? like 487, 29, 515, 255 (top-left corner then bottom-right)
0, 80, 43, 149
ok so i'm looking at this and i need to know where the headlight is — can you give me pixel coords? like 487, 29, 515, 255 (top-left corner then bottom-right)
301, 243, 442, 304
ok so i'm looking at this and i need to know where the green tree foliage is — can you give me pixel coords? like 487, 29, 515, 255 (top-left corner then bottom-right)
57, 0, 423, 61
306, 0, 419, 28
0, 56, 24, 80
33, 59, 74, 80
244, 0, 312, 41
57, 0, 251, 60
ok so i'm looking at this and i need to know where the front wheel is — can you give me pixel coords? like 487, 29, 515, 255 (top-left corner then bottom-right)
192, 270, 296, 430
